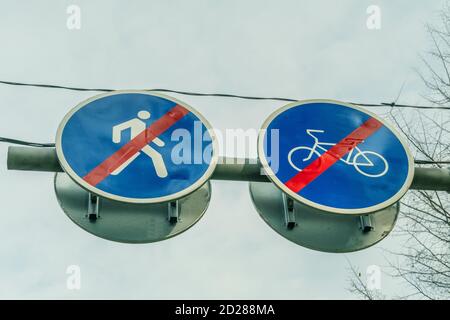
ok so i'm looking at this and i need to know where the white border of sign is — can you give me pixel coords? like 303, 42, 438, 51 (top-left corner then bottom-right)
257, 99, 415, 215
56, 90, 219, 204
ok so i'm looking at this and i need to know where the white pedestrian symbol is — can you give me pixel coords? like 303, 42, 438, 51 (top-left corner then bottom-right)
111, 110, 168, 178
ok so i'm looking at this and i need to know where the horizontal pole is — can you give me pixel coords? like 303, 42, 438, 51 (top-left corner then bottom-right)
411, 167, 450, 192
7, 146, 63, 172
211, 157, 269, 182
6, 146, 450, 192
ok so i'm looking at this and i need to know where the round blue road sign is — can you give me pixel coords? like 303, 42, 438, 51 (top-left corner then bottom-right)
56, 91, 218, 204
258, 99, 414, 215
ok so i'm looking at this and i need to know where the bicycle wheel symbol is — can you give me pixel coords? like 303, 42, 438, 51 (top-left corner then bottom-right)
353, 151, 388, 178
287, 146, 322, 172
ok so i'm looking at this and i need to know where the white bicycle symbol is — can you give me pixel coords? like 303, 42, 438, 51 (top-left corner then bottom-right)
287, 129, 389, 178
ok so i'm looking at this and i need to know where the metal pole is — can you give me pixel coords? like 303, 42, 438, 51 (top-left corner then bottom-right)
410, 167, 450, 192
7, 146, 63, 172
211, 157, 268, 182
6, 146, 450, 192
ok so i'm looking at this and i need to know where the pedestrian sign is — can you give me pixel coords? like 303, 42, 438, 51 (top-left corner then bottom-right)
56, 91, 218, 204
258, 99, 414, 214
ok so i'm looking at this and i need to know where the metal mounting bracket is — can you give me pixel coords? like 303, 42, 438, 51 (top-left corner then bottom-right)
168, 200, 180, 224
87, 193, 100, 221
359, 215, 374, 233
282, 193, 296, 230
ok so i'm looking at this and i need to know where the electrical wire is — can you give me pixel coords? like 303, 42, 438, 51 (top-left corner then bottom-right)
0, 80, 448, 164
1, 80, 450, 110
0, 137, 55, 148
414, 159, 450, 165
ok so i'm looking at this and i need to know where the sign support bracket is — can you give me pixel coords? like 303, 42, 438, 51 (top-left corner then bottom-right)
87, 192, 100, 221
282, 193, 296, 230
359, 215, 374, 233
168, 200, 179, 224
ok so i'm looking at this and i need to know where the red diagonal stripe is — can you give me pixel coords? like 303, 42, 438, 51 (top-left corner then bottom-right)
285, 117, 383, 193
82, 104, 189, 186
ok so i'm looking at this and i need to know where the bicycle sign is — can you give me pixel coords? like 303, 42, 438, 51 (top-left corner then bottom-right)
258, 100, 414, 215
288, 129, 389, 178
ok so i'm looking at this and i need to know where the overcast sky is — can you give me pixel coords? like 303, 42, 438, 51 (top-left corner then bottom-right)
0, 0, 446, 299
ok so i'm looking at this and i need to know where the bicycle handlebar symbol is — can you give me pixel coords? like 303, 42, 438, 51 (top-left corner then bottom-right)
287, 129, 389, 178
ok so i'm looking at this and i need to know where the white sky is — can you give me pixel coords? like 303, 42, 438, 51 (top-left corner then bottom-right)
0, 0, 446, 299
